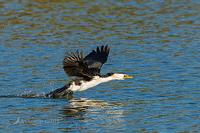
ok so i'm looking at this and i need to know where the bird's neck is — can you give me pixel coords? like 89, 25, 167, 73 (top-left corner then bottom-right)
95, 75, 113, 83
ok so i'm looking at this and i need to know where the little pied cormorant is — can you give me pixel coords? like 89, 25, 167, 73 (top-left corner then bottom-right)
46, 45, 132, 98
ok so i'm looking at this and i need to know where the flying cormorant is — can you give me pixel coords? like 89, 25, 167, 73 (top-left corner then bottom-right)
46, 45, 132, 98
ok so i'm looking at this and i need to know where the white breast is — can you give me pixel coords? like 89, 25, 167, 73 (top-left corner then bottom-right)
68, 76, 113, 91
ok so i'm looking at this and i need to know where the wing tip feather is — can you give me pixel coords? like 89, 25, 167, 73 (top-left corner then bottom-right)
65, 50, 84, 61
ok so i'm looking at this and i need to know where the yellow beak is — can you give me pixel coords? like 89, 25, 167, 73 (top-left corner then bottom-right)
123, 76, 133, 79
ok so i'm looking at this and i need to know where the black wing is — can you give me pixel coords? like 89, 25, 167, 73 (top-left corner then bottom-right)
83, 45, 110, 75
63, 50, 94, 78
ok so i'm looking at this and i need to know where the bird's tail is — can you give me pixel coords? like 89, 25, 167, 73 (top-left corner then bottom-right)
45, 83, 73, 98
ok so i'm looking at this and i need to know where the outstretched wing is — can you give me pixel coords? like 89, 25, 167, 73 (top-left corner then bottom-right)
63, 50, 93, 78
83, 45, 110, 75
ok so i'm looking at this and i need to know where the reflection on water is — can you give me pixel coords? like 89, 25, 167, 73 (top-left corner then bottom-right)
59, 98, 125, 132
4, 95, 125, 132
61, 98, 110, 116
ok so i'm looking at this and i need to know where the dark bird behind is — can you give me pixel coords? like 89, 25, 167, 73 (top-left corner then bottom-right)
46, 45, 132, 98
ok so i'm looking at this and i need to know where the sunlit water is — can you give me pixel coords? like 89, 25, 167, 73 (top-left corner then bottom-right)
0, 0, 200, 132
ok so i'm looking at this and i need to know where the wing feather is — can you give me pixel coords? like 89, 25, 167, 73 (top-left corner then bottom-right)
76, 50, 80, 59
83, 45, 110, 75
63, 51, 93, 78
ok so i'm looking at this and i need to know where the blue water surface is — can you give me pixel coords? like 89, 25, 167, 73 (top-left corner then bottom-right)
0, 0, 200, 132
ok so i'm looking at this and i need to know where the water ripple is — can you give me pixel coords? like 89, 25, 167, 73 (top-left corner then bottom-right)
0, 0, 200, 132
